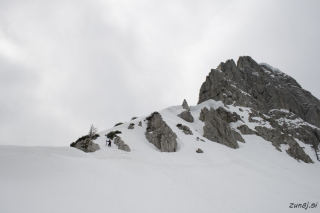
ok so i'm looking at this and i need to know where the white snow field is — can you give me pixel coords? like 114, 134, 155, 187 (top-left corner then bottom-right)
1, 100, 320, 213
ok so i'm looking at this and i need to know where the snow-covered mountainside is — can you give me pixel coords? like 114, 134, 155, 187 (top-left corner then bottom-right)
1, 56, 320, 213
198, 56, 320, 163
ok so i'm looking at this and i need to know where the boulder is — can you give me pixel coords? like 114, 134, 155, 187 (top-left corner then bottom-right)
145, 112, 178, 152
128, 123, 135, 129
73, 138, 100, 153
114, 136, 131, 152
178, 111, 194, 123
176, 124, 193, 135
196, 148, 203, 153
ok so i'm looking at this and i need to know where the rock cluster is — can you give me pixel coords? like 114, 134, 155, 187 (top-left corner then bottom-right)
197, 56, 320, 162
178, 99, 194, 123
72, 138, 100, 153
145, 112, 178, 152
114, 136, 131, 152
176, 124, 193, 135
199, 107, 244, 149
286, 139, 313, 163
198, 56, 320, 128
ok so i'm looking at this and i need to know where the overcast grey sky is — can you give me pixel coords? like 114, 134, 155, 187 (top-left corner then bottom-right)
1, 0, 320, 146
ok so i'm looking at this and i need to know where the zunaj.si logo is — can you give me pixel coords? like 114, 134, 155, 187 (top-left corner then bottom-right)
289, 202, 318, 210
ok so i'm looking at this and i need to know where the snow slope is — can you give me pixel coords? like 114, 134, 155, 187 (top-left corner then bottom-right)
1, 100, 320, 213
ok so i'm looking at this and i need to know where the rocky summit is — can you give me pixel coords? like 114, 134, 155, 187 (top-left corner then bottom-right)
199, 56, 320, 127
70, 56, 320, 163
198, 56, 320, 163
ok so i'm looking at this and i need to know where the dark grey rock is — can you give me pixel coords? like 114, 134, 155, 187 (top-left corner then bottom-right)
237, 125, 256, 135
114, 136, 131, 152
198, 56, 320, 128
286, 139, 313, 163
216, 107, 242, 123
254, 126, 288, 151
178, 110, 194, 123
234, 131, 245, 143
145, 112, 178, 152
253, 126, 315, 162
128, 123, 135, 129
199, 107, 244, 149
176, 124, 193, 135
196, 137, 206, 142
197, 56, 318, 162
74, 138, 100, 153
267, 110, 320, 149
196, 148, 203, 153
138, 121, 142, 127
182, 99, 190, 111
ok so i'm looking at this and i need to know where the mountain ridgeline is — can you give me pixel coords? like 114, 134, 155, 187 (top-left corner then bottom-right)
198, 56, 320, 163
71, 56, 320, 163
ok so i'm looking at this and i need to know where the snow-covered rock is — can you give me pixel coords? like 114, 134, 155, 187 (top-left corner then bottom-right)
145, 112, 178, 152
114, 136, 131, 152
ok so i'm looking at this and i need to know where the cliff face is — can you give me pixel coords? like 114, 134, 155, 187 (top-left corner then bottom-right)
198, 56, 320, 128
198, 56, 320, 162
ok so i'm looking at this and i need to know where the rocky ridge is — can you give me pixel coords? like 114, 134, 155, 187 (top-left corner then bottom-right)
198, 56, 320, 163
70, 56, 320, 163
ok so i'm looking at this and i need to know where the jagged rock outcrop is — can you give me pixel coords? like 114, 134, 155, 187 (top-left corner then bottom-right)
182, 99, 190, 111
178, 111, 194, 123
138, 121, 142, 127
72, 138, 100, 153
128, 123, 135, 129
286, 139, 313, 163
266, 109, 320, 148
196, 148, 203, 153
176, 124, 193, 135
197, 56, 320, 162
254, 126, 291, 152
198, 56, 320, 128
199, 107, 244, 149
114, 136, 131, 152
237, 125, 256, 135
145, 112, 178, 152
216, 107, 242, 123
178, 99, 194, 122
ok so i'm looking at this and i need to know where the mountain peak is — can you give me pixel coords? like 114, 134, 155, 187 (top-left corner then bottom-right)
197, 56, 320, 162
198, 56, 320, 127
